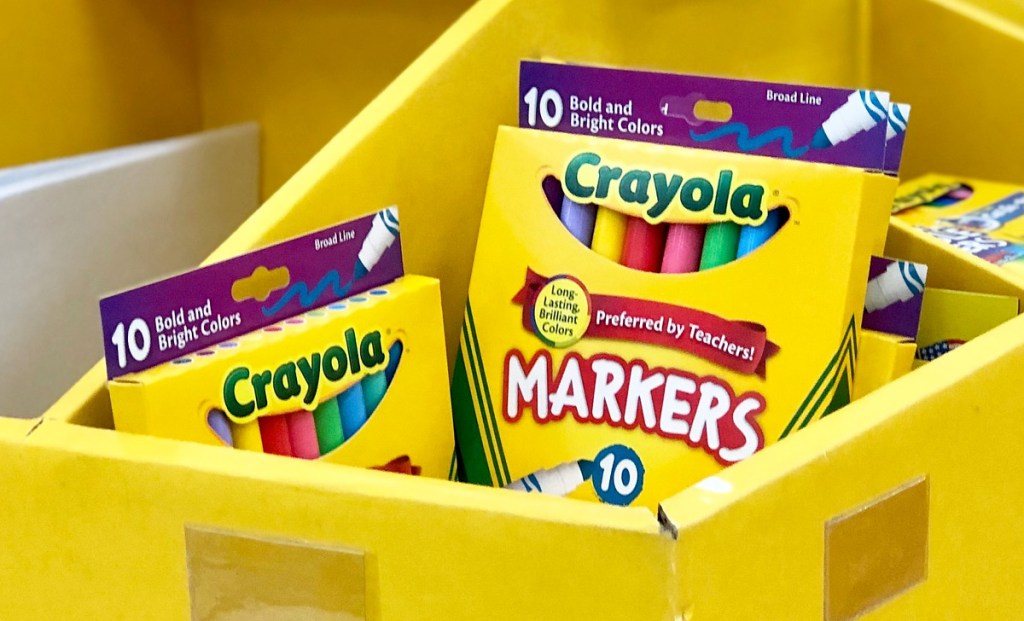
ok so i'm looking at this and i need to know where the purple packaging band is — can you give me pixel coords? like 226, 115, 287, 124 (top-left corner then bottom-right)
520, 61, 891, 172
883, 103, 911, 176
861, 256, 927, 340
883, 131, 907, 176
100, 209, 404, 379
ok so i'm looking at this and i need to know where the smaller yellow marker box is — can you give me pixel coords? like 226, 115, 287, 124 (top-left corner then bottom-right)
109, 275, 454, 478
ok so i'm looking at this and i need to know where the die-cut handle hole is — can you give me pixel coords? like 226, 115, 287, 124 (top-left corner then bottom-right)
693, 99, 733, 123
231, 265, 291, 302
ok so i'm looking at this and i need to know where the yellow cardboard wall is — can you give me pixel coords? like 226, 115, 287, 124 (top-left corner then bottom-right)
193, 0, 476, 197
0, 0, 476, 199
5, 420, 674, 620
0, 1, 199, 168
663, 312, 1024, 619
871, 0, 1024, 181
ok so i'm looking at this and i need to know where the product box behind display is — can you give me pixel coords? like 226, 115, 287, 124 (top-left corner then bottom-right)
1, 0, 1023, 619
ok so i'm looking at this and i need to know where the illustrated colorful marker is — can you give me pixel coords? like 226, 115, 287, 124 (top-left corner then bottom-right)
506, 459, 595, 496
812, 89, 887, 149
311, 398, 345, 455
560, 196, 597, 246
207, 409, 233, 446
384, 340, 403, 384
736, 208, 787, 259
590, 208, 628, 262
660, 223, 706, 273
353, 207, 399, 281
865, 261, 928, 312
542, 175, 564, 218
258, 415, 293, 456
699, 222, 740, 270
337, 382, 369, 438
361, 371, 388, 415
285, 410, 320, 460
620, 217, 667, 272
886, 103, 911, 141
231, 420, 265, 452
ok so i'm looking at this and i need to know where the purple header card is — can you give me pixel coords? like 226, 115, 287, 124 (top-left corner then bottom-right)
100, 208, 403, 379
520, 61, 896, 172
883, 103, 911, 176
862, 256, 928, 339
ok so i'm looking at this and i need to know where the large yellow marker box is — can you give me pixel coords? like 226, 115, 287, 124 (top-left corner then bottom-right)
453, 127, 896, 509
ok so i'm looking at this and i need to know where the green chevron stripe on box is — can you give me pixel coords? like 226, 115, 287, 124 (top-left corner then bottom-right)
780, 316, 858, 440
450, 346, 494, 486
462, 326, 505, 486
821, 367, 853, 419
447, 450, 458, 482
465, 302, 511, 484
449, 302, 511, 487
796, 334, 856, 431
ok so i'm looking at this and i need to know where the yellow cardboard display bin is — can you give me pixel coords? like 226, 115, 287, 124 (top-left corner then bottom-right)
3, 0, 1023, 618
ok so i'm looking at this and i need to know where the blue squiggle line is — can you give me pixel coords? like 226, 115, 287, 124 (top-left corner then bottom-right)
261, 270, 353, 316
689, 123, 809, 158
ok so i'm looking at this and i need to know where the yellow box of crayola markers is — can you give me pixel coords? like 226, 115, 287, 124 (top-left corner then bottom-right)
891, 174, 1024, 284
109, 275, 454, 477
452, 127, 897, 509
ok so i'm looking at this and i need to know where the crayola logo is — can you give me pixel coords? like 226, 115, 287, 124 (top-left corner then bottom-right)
222, 327, 385, 421
563, 152, 767, 225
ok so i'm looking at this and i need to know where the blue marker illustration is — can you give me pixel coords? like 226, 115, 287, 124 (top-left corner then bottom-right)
865, 260, 928, 312
689, 123, 808, 159
262, 207, 400, 316
736, 208, 788, 258
360, 372, 387, 415
886, 103, 910, 141
337, 382, 369, 439
383, 340, 403, 384
811, 90, 887, 149
505, 459, 594, 496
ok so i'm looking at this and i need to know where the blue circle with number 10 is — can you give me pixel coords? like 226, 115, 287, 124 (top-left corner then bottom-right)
592, 444, 645, 506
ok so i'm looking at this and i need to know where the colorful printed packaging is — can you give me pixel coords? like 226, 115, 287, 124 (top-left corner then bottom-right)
519, 61, 910, 174
893, 174, 1024, 273
105, 210, 454, 477
451, 64, 904, 510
